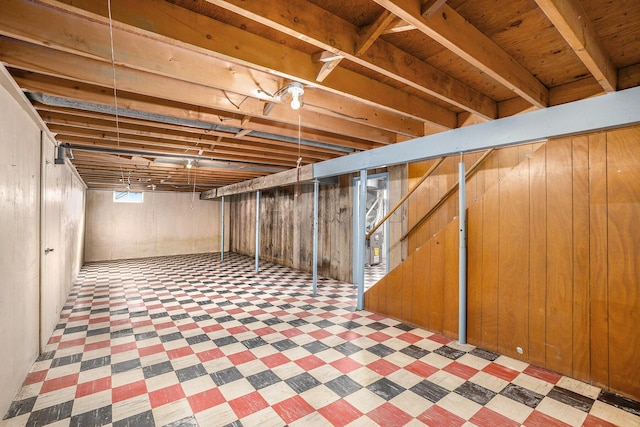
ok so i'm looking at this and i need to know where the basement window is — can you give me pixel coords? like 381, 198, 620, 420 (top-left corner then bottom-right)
113, 191, 144, 203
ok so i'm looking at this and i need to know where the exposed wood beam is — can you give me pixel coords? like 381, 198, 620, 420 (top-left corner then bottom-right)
383, 17, 416, 34
355, 10, 396, 57
201, 164, 314, 199
421, 0, 447, 17
36, 0, 457, 128
234, 129, 252, 139
202, 0, 495, 119
312, 51, 344, 83
0, 41, 389, 148
374, 0, 549, 108
534, 0, 617, 92
13, 69, 366, 153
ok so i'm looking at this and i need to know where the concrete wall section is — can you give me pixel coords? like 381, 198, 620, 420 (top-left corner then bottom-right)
85, 190, 228, 262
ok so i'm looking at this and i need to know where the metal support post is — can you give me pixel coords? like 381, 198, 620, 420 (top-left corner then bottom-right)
220, 195, 225, 262
312, 180, 319, 296
356, 169, 367, 310
255, 190, 260, 273
458, 162, 467, 344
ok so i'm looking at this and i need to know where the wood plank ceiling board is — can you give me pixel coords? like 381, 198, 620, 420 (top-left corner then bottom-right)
0, 0, 638, 192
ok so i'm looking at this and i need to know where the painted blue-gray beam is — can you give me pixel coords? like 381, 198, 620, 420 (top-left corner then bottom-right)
220, 196, 225, 262
312, 180, 319, 297
458, 162, 467, 345
255, 190, 260, 273
356, 169, 367, 310
313, 86, 640, 179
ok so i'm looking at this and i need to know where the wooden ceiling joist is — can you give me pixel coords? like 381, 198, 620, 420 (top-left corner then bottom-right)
533, 0, 617, 92
374, 0, 550, 108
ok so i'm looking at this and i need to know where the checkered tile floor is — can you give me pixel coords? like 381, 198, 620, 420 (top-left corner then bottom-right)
3, 253, 639, 427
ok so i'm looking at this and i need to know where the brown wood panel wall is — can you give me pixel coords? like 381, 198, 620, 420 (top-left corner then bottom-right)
229, 179, 353, 283
366, 125, 640, 401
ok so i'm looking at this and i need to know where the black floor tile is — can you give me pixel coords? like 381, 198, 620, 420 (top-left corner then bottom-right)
134, 331, 158, 341
367, 343, 395, 358
598, 391, 640, 416
272, 339, 298, 352
313, 320, 335, 329
246, 370, 282, 390
86, 327, 111, 337
27, 400, 73, 427
113, 409, 154, 427
434, 345, 466, 360
69, 405, 112, 427
302, 341, 329, 354
112, 358, 142, 375
51, 353, 83, 368
211, 367, 244, 386
547, 386, 594, 412
323, 375, 361, 398
213, 336, 238, 347
366, 322, 389, 331
410, 380, 450, 403
238, 317, 258, 325
186, 334, 210, 345
242, 337, 268, 349
455, 381, 496, 406
110, 328, 133, 339
176, 364, 208, 382
164, 415, 198, 427
469, 348, 500, 361
334, 342, 362, 356
366, 378, 406, 401
400, 345, 429, 359
142, 361, 174, 379
63, 325, 88, 335
394, 323, 415, 332
80, 356, 111, 372
159, 332, 184, 343
285, 372, 321, 394
500, 383, 544, 408
3, 396, 37, 419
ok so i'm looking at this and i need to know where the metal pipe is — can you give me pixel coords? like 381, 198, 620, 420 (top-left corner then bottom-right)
312, 180, 319, 296
458, 161, 467, 344
220, 195, 225, 262
255, 190, 260, 273
356, 169, 367, 310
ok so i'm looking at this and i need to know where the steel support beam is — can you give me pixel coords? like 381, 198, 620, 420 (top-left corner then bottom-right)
458, 162, 467, 344
312, 180, 319, 296
313, 86, 640, 178
255, 190, 260, 273
356, 170, 368, 310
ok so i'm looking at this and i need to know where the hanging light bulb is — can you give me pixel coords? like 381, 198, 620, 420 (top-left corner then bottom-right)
286, 82, 304, 110
186, 159, 193, 169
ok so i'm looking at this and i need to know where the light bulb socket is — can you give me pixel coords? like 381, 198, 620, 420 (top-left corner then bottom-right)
286, 82, 304, 110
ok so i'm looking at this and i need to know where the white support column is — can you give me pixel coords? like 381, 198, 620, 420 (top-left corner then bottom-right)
356, 169, 367, 310
255, 190, 260, 273
220, 195, 225, 262
458, 161, 467, 344
312, 180, 319, 296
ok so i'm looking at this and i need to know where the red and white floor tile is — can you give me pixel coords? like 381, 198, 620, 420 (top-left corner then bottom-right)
2, 253, 639, 427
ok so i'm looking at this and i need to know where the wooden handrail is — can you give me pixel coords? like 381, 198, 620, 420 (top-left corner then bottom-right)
366, 157, 445, 240
400, 148, 495, 241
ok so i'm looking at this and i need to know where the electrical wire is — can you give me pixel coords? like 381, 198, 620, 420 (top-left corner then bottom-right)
107, 0, 127, 189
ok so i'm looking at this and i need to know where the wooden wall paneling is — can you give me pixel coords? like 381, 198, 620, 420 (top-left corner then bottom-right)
588, 132, 609, 389
428, 230, 445, 333
443, 219, 460, 339
497, 158, 530, 359
427, 161, 442, 243
401, 252, 414, 322
464, 152, 481, 205
329, 182, 340, 279
498, 146, 520, 181
292, 187, 302, 269
545, 138, 574, 376
411, 244, 430, 328
571, 136, 591, 382
407, 161, 425, 252
528, 143, 548, 367
385, 262, 403, 318
338, 175, 352, 282
319, 184, 332, 275
466, 199, 483, 346
481, 185, 500, 351
605, 127, 640, 399
365, 276, 382, 313
437, 157, 454, 234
